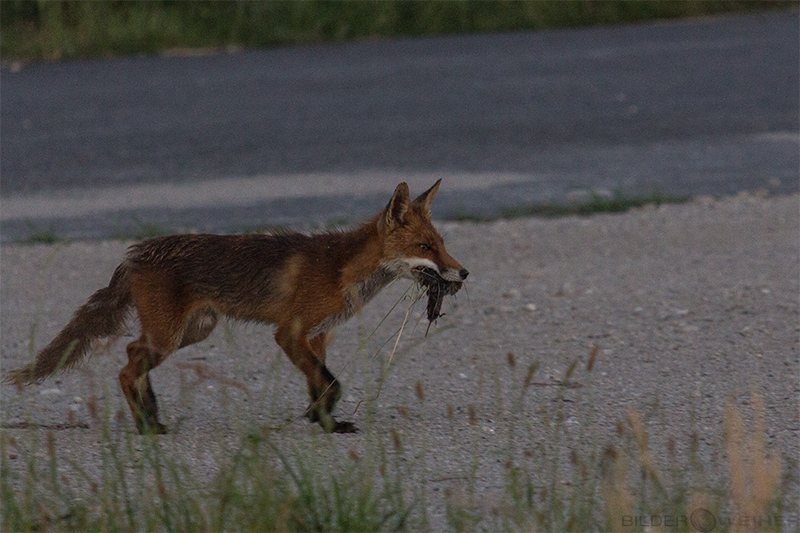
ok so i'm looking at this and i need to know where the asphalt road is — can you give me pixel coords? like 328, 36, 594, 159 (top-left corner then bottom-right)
1, 11, 798, 242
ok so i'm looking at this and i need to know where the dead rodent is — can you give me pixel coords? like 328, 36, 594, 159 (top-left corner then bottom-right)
415, 267, 463, 327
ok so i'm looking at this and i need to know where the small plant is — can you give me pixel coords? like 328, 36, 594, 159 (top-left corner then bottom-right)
500, 190, 689, 220
132, 221, 170, 241
2, 1, 792, 61
2, 339, 794, 531
724, 393, 784, 533
19, 227, 63, 245
445, 190, 689, 223
448, 208, 491, 223
324, 216, 351, 230
241, 223, 290, 235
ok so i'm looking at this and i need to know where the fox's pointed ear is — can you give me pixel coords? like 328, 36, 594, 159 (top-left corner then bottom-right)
381, 182, 411, 230
411, 179, 441, 215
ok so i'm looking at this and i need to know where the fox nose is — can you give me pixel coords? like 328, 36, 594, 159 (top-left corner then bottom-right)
459, 269, 469, 280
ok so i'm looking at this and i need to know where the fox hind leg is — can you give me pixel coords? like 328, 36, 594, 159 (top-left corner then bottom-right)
122, 271, 198, 434
120, 337, 172, 434
304, 333, 328, 423
120, 310, 215, 434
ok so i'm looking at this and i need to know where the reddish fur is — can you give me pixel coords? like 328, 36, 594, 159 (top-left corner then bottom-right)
5, 181, 466, 434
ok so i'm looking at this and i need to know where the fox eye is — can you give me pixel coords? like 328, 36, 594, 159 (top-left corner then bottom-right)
418, 243, 432, 252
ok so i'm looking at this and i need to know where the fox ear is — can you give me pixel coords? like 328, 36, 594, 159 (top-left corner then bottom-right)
382, 182, 411, 230
411, 179, 441, 215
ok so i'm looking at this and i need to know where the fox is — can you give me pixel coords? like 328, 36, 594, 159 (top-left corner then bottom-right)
5, 180, 468, 434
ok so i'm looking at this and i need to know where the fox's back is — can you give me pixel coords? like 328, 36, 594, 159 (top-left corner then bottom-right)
127, 233, 306, 316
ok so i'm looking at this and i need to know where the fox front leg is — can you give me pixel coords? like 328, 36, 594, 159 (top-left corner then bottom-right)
306, 370, 357, 434
274, 327, 358, 433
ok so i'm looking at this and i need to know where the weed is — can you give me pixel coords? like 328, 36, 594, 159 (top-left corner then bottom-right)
241, 223, 290, 235
18, 227, 63, 246
444, 190, 689, 223
2, 1, 794, 60
501, 190, 690, 220
131, 220, 170, 241
448, 208, 491, 223
1, 324, 794, 531
324, 217, 351, 231
724, 393, 783, 532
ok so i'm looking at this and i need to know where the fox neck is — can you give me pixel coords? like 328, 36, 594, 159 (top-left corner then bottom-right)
307, 222, 398, 337
339, 220, 398, 306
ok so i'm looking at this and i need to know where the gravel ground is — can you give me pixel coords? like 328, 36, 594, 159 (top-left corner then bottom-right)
2, 192, 798, 529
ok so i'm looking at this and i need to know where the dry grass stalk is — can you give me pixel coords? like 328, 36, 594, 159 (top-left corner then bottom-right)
628, 409, 664, 490
468, 404, 478, 426
414, 380, 424, 403
601, 445, 634, 531
724, 393, 781, 532
507, 351, 516, 368
586, 344, 598, 372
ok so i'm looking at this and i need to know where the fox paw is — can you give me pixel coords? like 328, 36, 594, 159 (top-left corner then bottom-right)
138, 421, 167, 435
332, 421, 359, 434
316, 413, 358, 434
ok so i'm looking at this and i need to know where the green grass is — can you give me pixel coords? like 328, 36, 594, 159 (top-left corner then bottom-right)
18, 226, 64, 246
131, 222, 170, 241
241, 223, 291, 235
502, 190, 690, 219
2, 343, 793, 532
323, 216, 352, 231
449, 190, 689, 223
448, 208, 494, 224
1, 1, 794, 61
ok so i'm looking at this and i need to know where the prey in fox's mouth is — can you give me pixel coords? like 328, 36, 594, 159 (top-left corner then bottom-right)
413, 265, 465, 326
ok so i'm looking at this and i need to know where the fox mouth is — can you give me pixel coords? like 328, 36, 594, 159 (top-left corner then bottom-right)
412, 266, 463, 294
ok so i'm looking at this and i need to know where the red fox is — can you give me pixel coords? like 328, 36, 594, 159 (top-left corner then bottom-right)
5, 180, 468, 434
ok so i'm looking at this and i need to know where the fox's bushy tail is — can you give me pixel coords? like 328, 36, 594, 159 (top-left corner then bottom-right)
5, 261, 133, 386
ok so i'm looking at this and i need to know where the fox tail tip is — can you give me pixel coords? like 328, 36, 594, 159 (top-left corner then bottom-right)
3, 366, 37, 387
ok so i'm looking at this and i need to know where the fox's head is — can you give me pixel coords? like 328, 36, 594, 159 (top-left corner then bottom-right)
377, 180, 469, 285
